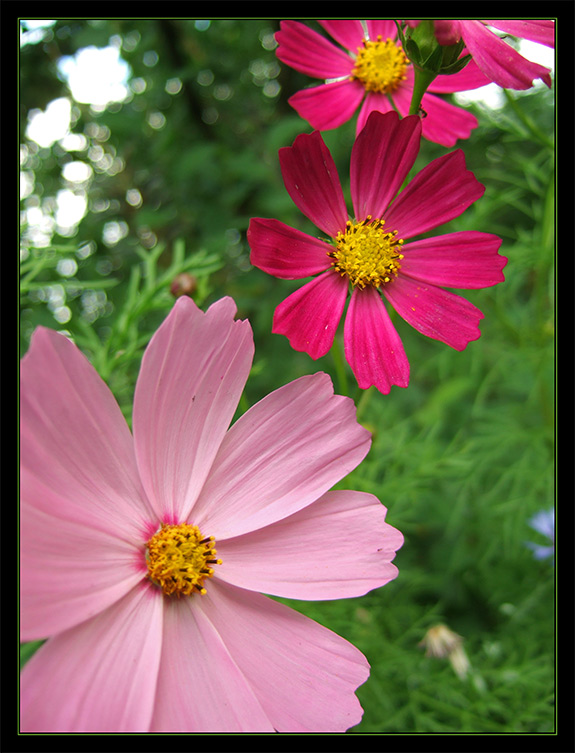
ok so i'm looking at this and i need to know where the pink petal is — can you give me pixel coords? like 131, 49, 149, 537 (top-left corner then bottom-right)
132, 297, 253, 523
275, 20, 354, 79
401, 231, 507, 288
21, 584, 163, 732
248, 217, 331, 278
383, 150, 485, 239
383, 274, 484, 350
366, 19, 400, 41
20, 327, 154, 538
279, 130, 349, 237
20, 471, 145, 640
343, 286, 409, 394
272, 269, 349, 359
355, 90, 396, 134
351, 110, 422, 221
197, 581, 370, 732
192, 372, 371, 539
428, 57, 492, 92
483, 20, 555, 48
216, 490, 403, 599
459, 20, 552, 89
420, 92, 479, 146
318, 19, 365, 51
150, 595, 273, 732
288, 79, 365, 131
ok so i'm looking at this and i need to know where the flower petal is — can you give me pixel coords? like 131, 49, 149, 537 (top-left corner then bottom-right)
482, 20, 555, 48
351, 110, 422, 221
248, 217, 331, 278
428, 57, 492, 92
20, 470, 145, 640
355, 89, 396, 134
343, 285, 409, 393
272, 269, 349, 359
216, 490, 403, 599
149, 594, 273, 732
401, 231, 507, 288
197, 581, 370, 732
20, 584, 163, 732
383, 274, 484, 350
460, 20, 552, 89
275, 20, 354, 79
279, 129, 348, 237
420, 92, 479, 146
20, 326, 153, 539
192, 372, 371, 539
133, 297, 253, 523
366, 19, 400, 41
318, 19, 365, 51
384, 150, 484, 239
288, 79, 365, 131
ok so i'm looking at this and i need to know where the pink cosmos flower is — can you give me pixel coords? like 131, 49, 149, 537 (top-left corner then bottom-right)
275, 19, 493, 146
20, 296, 404, 733
405, 20, 554, 89
248, 111, 507, 395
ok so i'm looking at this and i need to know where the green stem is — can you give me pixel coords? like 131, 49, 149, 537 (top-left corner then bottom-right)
331, 337, 349, 397
409, 66, 438, 116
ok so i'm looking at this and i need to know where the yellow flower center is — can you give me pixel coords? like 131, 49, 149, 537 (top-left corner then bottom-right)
351, 36, 409, 94
146, 523, 222, 597
329, 217, 404, 289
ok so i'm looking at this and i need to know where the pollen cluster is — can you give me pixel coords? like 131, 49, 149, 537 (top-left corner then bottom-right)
146, 523, 221, 597
351, 36, 409, 94
329, 217, 404, 289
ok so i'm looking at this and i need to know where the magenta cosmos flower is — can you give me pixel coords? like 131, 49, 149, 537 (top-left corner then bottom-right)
248, 111, 507, 395
20, 296, 403, 733
275, 19, 493, 146
405, 20, 554, 89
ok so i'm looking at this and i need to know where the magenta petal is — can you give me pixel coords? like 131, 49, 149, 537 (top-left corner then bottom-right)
150, 595, 273, 732
20, 327, 153, 538
384, 150, 485, 239
193, 372, 371, 539
275, 20, 354, 79
318, 19, 365, 51
401, 232, 507, 289
460, 20, 552, 89
273, 270, 349, 359
482, 20, 555, 48
420, 93, 479, 146
197, 581, 369, 732
366, 19, 400, 41
383, 274, 484, 350
279, 130, 348, 237
217, 490, 403, 599
288, 79, 365, 131
351, 110, 422, 221
429, 57, 492, 92
248, 218, 331, 279
344, 286, 409, 394
21, 584, 163, 732
133, 297, 253, 523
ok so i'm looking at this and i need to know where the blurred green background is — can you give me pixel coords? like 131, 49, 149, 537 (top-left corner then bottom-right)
19, 19, 555, 733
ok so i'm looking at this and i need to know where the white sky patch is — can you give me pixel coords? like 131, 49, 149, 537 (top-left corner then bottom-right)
26, 98, 71, 148
58, 46, 131, 106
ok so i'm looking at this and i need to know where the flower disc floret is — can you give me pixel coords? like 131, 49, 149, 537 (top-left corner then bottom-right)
351, 36, 409, 94
146, 523, 221, 597
329, 217, 404, 289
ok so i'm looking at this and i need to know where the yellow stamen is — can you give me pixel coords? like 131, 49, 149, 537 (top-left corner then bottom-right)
351, 36, 409, 94
329, 216, 404, 289
146, 523, 222, 597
